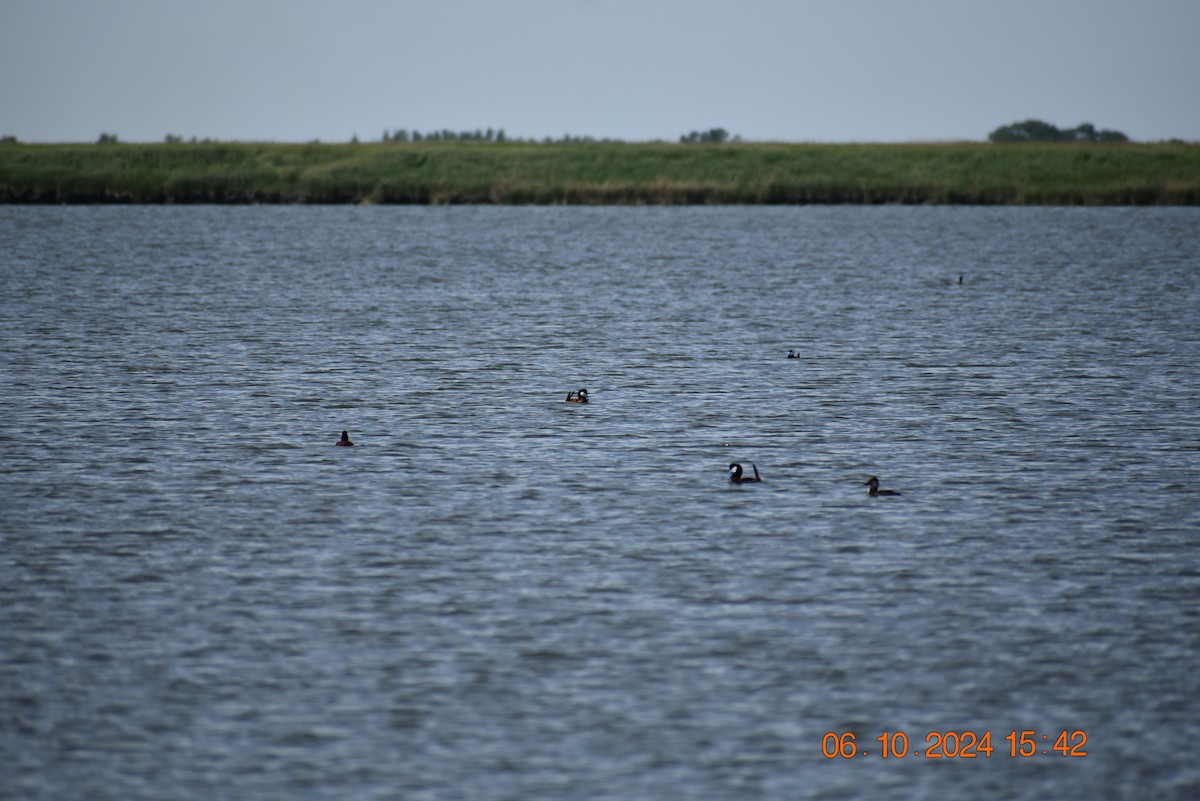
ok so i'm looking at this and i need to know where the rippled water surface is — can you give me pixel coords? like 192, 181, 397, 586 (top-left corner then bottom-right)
2, 205, 1198, 800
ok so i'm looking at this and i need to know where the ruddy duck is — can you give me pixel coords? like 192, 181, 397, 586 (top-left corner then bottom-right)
566, 388, 589, 403
729, 462, 762, 484
787, 349, 800, 359
336, 430, 353, 446
864, 476, 899, 496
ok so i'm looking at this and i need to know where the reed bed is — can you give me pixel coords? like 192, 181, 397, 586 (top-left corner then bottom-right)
1, 140, 1197, 204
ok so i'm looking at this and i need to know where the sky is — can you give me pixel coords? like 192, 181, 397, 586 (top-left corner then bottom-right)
2, 0, 1198, 144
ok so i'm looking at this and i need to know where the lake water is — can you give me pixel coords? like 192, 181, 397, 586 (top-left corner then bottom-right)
1, 205, 1198, 800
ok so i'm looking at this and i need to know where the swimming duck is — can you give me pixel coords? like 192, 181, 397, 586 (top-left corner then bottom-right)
336, 430, 353, 446
565, 388, 589, 403
729, 462, 762, 484
787, 349, 800, 359
864, 476, 899, 496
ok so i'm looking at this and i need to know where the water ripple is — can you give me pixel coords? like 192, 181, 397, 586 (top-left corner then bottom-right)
2, 206, 1199, 800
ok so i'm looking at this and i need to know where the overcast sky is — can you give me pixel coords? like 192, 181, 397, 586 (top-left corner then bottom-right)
3, 0, 1197, 143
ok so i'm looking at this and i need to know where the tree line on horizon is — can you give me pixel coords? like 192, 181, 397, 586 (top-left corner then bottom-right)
679, 128, 739, 144
988, 119, 1129, 143
0, 127, 749, 146
380, 128, 628, 144
383, 127, 508, 143
379, 127, 741, 144
1, 121, 1176, 146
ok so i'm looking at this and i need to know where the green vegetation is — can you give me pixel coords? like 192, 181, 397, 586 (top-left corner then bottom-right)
1, 139, 1196, 204
384, 127, 509, 143
680, 128, 734, 144
989, 119, 1129, 144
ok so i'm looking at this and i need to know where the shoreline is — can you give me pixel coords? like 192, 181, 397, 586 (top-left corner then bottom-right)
2, 141, 1197, 205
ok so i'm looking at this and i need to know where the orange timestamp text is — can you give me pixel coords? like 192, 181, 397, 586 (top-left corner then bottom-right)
821, 730, 1088, 759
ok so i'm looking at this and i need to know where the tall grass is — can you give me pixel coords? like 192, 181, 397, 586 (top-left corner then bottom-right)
1, 140, 1197, 204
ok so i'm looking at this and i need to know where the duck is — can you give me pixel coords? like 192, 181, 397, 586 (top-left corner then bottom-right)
787, 349, 800, 359
864, 476, 899, 496
565, 388, 589, 403
729, 462, 762, 484
335, 430, 354, 446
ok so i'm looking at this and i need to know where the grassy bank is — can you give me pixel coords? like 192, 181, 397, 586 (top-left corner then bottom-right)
1, 140, 1197, 204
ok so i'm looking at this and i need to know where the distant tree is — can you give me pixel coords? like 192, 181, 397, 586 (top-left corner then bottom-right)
164, 133, 183, 144
1066, 123, 1128, 143
1068, 123, 1097, 141
1095, 129, 1129, 143
680, 127, 731, 144
0, 135, 18, 144
97, 132, 119, 144
378, 127, 515, 144
387, 127, 515, 143
989, 119, 1129, 143
988, 119, 1064, 143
